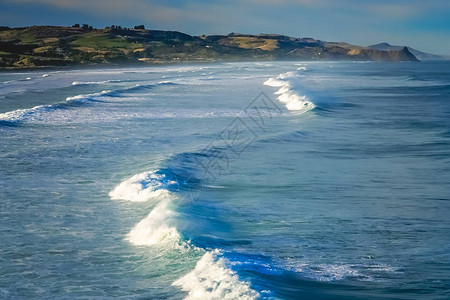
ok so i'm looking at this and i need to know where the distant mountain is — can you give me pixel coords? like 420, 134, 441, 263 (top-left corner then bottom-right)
369, 43, 448, 60
0, 26, 418, 69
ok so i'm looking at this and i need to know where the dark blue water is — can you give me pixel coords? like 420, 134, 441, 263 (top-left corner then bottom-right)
1, 62, 449, 299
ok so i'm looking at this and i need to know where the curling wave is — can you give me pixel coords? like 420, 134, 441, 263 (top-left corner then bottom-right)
264, 71, 315, 112
109, 171, 174, 202
172, 249, 259, 299
109, 160, 260, 299
127, 197, 182, 247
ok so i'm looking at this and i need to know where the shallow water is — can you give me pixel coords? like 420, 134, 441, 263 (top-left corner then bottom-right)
1, 61, 449, 299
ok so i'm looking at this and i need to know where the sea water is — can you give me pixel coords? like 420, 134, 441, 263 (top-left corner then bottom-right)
0, 61, 449, 299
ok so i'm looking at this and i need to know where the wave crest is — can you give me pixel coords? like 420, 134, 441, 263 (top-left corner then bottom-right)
127, 199, 181, 246
264, 71, 315, 112
0, 104, 55, 123
172, 249, 259, 300
109, 171, 174, 202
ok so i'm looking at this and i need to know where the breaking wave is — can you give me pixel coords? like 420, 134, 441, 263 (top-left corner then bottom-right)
72, 79, 130, 85
109, 155, 260, 299
0, 84, 155, 124
0, 104, 56, 124
264, 70, 315, 112
109, 171, 173, 202
127, 198, 182, 247
0, 90, 109, 124
172, 250, 259, 299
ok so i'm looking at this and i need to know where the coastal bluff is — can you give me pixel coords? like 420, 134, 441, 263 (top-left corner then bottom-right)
0, 25, 418, 69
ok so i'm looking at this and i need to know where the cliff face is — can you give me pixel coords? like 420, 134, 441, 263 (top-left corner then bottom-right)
318, 43, 418, 61
386, 47, 419, 61
0, 26, 419, 69
369, 43, 447, 61
348, 47, 418, 61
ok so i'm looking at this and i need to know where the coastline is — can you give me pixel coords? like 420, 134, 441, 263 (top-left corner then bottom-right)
0, 57, 427, 72
0, 26, 420, 71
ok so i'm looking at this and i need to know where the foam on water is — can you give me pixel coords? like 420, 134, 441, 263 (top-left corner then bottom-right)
126, 198, 181, 246
286, 261, 401, 283
0, 104, 55, 123
110, 170, 187, 248
264, 70, 315, 112
172, 249, 259, 300
0, 84, 153, 124
72, 79, 124, 86
294, 263, 366, 282
109, 171, 174, 202
110, 166, 260, 299
65, 90, 112, 103
158, 80, 178, 85
0, 90, 112, 123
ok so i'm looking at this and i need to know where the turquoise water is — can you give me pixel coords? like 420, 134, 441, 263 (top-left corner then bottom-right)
1, 61, 449, 299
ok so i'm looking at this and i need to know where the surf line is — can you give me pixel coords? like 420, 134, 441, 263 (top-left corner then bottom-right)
109, 78, 311, 298
109, 168, 261, 298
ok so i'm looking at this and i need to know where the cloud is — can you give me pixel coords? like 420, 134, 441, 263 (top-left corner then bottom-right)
3, 0, 450, 54
4, 0, 446, 22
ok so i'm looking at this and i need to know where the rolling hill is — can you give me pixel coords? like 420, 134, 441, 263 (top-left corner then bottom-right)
0, 25, 419, 69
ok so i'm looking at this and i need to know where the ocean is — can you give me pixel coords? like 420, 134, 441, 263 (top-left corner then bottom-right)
0, 61, 449, 299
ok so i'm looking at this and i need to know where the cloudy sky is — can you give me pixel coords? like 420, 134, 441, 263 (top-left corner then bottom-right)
1, 0, 449, 55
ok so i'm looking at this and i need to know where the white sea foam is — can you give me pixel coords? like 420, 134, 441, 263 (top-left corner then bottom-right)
109, 171, 172, 202
127, 198, 181, 246
0, 90, 112, 123
264, 71, 315, 113
314, 264, 364, 281
110, 169, 186, 247
288, 262, 401, 282
65, 90, 112, 103
173, 249, 259, 300
72, 79, 123, 86
0, 104, 53, 122
158, 80, 177, 85
111, 168, 259, 298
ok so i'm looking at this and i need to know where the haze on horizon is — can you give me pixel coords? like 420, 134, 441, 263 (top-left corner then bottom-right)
1, 0, 449, 56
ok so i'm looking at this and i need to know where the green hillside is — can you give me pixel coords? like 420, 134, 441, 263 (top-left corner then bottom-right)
0, 25, 418, 69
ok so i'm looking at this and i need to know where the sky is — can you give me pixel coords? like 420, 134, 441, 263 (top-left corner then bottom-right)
1, 0, 449, 55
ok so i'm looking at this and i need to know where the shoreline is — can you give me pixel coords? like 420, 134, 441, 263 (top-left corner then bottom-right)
0, 57, 428, 73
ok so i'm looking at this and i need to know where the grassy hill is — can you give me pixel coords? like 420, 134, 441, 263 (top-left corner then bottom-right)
0, 25, 418, 69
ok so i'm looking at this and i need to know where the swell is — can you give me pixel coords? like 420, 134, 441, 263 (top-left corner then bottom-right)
72, 79, 134, 86
108, 148, 392, 298
0, 90, 110, 124
107, 68, 322, 298
109, 151, 260, 299
108, 66, 381, 298
0, 83, 160, 125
